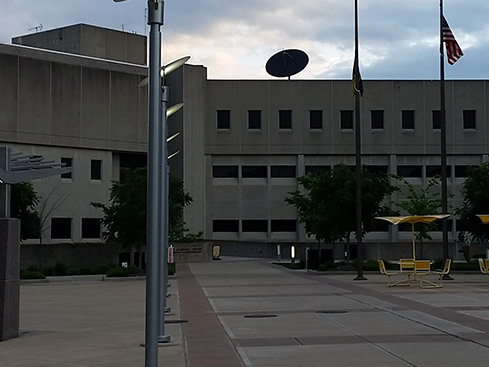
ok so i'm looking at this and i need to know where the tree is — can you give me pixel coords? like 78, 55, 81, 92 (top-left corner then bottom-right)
285, 164, 398, 259
456, 163, 489, 242
10, 181, 40, 240
92, 167, 201, 266
396, 177, 443, 258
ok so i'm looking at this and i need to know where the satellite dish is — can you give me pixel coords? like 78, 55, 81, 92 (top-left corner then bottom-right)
266, 49, 309, 78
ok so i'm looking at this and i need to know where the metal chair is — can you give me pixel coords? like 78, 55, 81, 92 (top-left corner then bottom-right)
378, 260, 397, 287
433, 259, 451, 287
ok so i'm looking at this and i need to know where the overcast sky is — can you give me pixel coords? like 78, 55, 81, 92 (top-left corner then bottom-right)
0, 1, 486, 80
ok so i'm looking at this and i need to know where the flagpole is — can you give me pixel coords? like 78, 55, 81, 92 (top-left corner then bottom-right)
354, 0, 366, 280
440, 0, 450, 271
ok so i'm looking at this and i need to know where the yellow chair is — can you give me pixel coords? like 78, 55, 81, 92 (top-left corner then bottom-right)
414, 260, 439, 288
378, 260, 397, 287
478, 259, 489, 284
399, 258, 415, 279
433, 259, 451, 287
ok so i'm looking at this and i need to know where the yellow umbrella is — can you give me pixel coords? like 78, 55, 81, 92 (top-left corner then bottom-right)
375, 215, 450, 261
476, 215, 489, 224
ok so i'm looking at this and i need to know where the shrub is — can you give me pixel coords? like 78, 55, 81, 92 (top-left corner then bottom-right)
27, 265, 40, 272
20, 270, 46, 280
168, 262, 176, 275
106, 266, 130, 277
127, 264, 140, 275
42, 267, 55, 276
79, 266, 92, 275
66, 267, 80, 275
55, 262, 67, 276
363, 259, 379, 271
92, 264, 110, 275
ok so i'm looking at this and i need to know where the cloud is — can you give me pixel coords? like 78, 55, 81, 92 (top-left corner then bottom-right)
0, 0, 487, 80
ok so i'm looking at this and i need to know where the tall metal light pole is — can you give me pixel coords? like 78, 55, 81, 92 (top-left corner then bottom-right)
114, 0, 165, 365
353, 0, 366, 280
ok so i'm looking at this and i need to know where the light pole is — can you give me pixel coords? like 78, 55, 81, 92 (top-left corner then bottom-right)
113, 1, 164, 366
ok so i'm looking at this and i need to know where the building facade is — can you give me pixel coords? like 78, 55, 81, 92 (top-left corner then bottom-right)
1, 24, 488, 262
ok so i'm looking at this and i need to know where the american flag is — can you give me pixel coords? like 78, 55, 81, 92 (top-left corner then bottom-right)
442, 16, 463, 65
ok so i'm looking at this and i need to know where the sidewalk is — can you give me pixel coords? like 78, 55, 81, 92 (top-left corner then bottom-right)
2, 259, 489, 366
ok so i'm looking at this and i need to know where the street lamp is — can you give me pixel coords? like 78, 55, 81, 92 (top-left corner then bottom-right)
113, 1, 164, 366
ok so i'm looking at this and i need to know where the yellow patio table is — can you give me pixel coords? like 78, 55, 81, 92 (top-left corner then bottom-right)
375, 215, 450, 261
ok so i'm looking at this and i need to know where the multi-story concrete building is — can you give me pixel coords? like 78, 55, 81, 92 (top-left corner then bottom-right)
1, 24, 488, 264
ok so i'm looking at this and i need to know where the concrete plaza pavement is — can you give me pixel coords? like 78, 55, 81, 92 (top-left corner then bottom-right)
3, 258, 489, 366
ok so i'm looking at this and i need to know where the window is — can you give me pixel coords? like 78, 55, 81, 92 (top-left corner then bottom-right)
217, 110, 231, 129
271, 220, 296, 232
401, 110, 415, 129
373, 220, 389, 232
279, 110, 292, 129
82, 218, 101, 239
454, 165, 470, 178
51, 218, 72, 239
365, 165, 388, 174
371, 110, 384, 129
248, 110, 261, 129
340, 110, 354, 129
213, 165, 239, 178
397, 165, 422, 178
213, 220, 239, 232
463, 110, 476, 129
61, 157, 73, 179
305, 166, 330, 175
91, 159, 102, 180
242, 166, 267, 178
432, 110, 441, 129
426, 165, 452, 178
271, 166, 296, 178
309, 110, 323, 129
242, 220, 268, 232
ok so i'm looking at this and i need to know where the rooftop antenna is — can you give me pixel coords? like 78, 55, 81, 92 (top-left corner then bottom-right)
28, 24, 43, 33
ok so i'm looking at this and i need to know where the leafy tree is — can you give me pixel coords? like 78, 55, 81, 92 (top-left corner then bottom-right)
396, 176, 443, 257
10, 181, 40, 240
285, 164, 398, 255
92, 167, 201, 266
456, 163, 489, 242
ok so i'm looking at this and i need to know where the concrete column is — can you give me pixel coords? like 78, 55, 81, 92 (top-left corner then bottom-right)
0, 218, 20, 341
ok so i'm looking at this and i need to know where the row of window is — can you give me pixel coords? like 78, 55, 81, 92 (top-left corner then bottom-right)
216, 109, 478, 131
212, 164, 474, 179
213, 219, 461, 233
213, 219, 297, 232
60, 158, 102, 180
46, 218, 101, 240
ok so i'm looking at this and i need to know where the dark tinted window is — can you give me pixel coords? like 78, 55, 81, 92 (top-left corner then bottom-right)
371, 110, 384, 129
309, 110, 323, 129
305, 166, 330, 175
454, 165, 470, 178
397, 165, 422, 178
248, 110, 261, 129
51, 218, 72, 239
82, 218, 101, 239
340, 110, 353, 129
213, 220, 239, 232
279, 110, 292, 129
401, 110, 415, 129
365, 165, 389, 174
91, 159, 102, 180
242, 220, 268, 232
271, 166, 296, 178
217, 110, 231, 129
61, 157, 72, 179
432, 110, 441, 129
463, 110, 476, 129
213, 165, 239, 178
271, 220, 297, 232
242, 166, 267, 178
426, 165, 452, 178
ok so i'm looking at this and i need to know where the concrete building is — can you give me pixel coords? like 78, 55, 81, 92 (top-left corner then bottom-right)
1, 24, 488, 265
